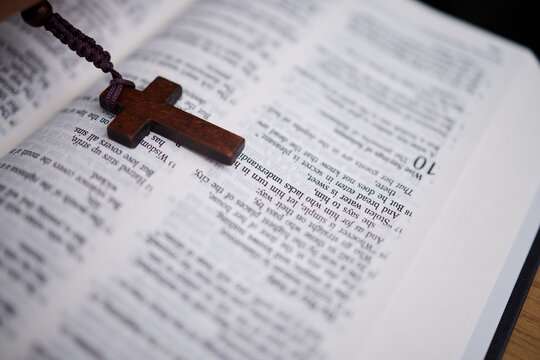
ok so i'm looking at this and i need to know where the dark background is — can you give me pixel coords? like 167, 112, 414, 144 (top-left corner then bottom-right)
420, 0, 540, 59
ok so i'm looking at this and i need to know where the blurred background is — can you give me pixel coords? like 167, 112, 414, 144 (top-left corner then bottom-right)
2, 1, 539, 60
421, 0, 540, 59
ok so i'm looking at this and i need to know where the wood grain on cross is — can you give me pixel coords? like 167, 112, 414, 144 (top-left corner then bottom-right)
99, 76, 245, 165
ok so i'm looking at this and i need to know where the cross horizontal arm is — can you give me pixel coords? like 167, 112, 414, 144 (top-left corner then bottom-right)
151, 110, 245, 165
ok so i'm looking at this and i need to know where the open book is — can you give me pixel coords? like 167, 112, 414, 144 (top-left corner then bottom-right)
1, 0, 540, 358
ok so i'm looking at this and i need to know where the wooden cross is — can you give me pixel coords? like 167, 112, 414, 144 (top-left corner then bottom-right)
99, 76, 245, 165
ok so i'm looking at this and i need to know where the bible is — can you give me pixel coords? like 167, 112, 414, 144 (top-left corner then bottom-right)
1, 0, 539, 359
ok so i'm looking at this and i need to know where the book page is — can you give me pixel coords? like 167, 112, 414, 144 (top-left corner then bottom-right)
0, 0, 536, 358
0, 0, 194, 156
463, 188, 540, 359
0, 0, 336, 356
360, 48, 540, 359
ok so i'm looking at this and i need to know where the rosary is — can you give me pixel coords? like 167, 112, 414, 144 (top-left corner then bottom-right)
21, 1, 245, 165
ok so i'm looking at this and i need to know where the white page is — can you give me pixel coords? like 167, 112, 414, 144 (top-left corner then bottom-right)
0, 0, 194, 156
463, 187, 540, 359
359, 50, 540, 359
0, 0, 537, 359
0, 0, 340, 357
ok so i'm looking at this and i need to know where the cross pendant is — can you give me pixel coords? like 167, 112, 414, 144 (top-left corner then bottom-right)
99, 77, 245, 165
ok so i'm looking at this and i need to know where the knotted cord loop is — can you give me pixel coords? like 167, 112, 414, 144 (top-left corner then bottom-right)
105, 71, 136, 110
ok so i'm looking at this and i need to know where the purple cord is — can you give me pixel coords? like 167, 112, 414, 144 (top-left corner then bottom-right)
41, 12, 134, 110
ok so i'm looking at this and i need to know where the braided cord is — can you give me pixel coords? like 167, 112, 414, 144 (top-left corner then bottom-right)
43, 12, 134, 110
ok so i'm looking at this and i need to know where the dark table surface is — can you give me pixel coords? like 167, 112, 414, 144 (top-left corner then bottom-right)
420, 0, 540, 59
